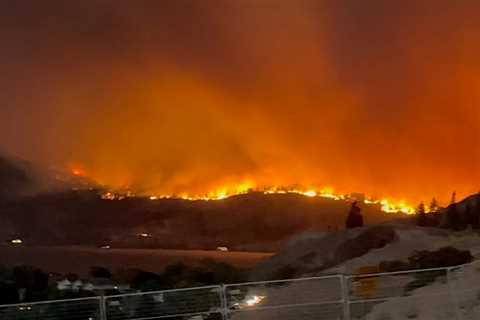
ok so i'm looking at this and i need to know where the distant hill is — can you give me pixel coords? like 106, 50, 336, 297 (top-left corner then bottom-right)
0, 153, 411, 251
2, 154, 478, 252
446, 193, 480, 213
0, 155, 34, 200
436, 192, 480, 228
0, 153, 96, 201
0, 189, 405, 251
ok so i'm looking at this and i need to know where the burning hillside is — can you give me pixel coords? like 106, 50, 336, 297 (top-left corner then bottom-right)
99, 184, 417, 215
67, 165, 419, 215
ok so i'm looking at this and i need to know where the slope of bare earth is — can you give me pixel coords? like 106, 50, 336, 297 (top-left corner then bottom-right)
250, 223, 480, 280
362, 261, 480, 320
236, 225, 480, 320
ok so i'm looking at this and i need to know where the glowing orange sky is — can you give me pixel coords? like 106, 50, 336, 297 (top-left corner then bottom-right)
1, 1, 479, 204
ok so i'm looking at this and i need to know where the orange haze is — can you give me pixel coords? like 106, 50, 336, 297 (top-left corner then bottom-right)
1, 1, 479, 206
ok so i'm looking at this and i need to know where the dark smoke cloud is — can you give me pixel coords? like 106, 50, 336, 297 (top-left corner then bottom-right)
1, 0, 479, 203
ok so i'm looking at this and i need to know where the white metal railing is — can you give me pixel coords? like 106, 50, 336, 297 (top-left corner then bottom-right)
104, 285, 223, 320
1, 262, 480, 320
345, 263, 480, 320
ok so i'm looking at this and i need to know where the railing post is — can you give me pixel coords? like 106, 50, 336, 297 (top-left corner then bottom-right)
220, 285, 229, 320
99, 295, 107, 320
341, 275, 351, 320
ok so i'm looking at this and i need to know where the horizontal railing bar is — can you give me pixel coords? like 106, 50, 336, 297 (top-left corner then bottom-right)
347, 266, 452, 279
225, 274, 342, 288
349, 290, 453, 304
106, 311, 222, 320
227, 300, 344, 313
0, 296, 100, 308
106, 285, 220, 298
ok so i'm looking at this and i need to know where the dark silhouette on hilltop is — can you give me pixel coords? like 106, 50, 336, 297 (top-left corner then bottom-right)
346, 201, 364, 229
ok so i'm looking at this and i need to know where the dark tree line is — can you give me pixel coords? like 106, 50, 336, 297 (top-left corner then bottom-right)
416, 193, 480, 230
442, 200, 480, 230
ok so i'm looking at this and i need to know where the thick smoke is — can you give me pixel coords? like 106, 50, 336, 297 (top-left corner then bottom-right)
1, 0, 479, 203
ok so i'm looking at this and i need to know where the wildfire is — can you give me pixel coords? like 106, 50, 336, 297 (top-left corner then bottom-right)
71, 168, 86, 177
99, 182, 417, 215
69, 163, 89, 178
365, 199, 416, 215
263, 186, 344, 200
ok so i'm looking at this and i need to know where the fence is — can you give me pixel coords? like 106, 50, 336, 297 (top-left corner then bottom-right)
104, 286, 224, 320
2, 262, 480, 320
224, 275, 344, 320
0, 296, 103, 320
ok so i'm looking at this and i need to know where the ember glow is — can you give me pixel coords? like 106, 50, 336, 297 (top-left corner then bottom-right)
70, 164, 87, 177
1, 1, 480, 207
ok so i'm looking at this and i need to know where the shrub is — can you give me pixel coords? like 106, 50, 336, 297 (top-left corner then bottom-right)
89, 266, 112, 279
408, 247, 473, 269
379, 259, 409, 272
379, 247, 473, 293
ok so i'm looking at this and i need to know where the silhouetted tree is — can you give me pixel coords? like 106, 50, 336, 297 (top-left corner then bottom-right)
429, 198, 439, 213
132, 271, 166, 291
0, 266, 18, 304
12, 266, 49, 302
346, 201, 364, 229
427, 198, 442, 227
13, 266, 36, 290
416, 202, 428, 227
0, 283, 18, 304
65, 273, 79, 282
89, 266, 112, 279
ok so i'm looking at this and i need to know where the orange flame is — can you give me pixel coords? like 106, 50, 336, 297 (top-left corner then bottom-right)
70, 164, 87, 177
99, 181, 417, 215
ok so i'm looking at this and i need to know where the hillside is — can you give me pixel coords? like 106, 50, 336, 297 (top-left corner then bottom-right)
0, 190, 406, 251
0, 154, 91, 201
0, 155, 34, 200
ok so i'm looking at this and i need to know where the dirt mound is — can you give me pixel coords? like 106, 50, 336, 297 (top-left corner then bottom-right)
251, 223, 480, 280
333, 226, 397, 265
250, 225, 398, 280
